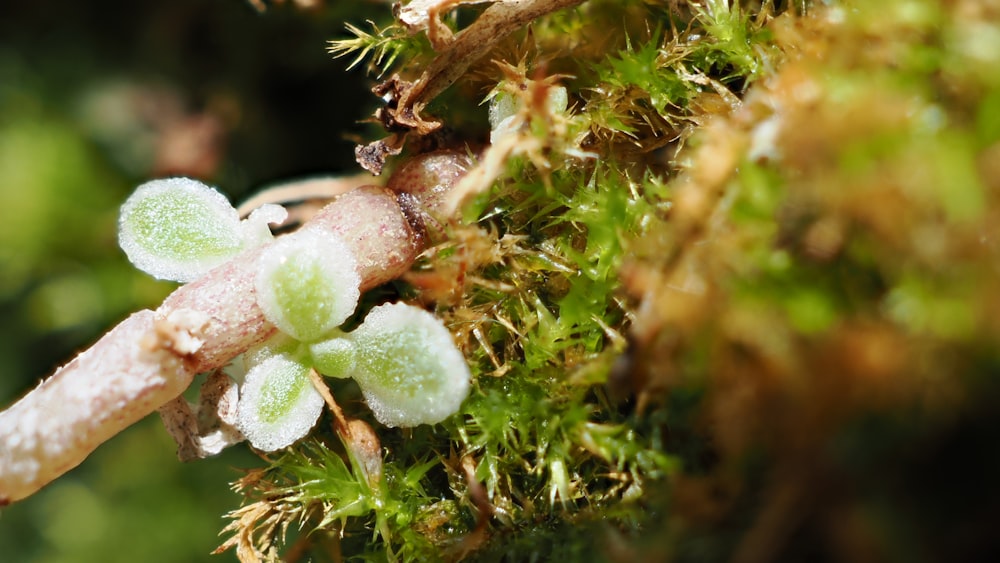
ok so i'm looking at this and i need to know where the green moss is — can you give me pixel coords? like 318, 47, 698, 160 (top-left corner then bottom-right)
328, 21, 434, 78
224, 0, 1000, 561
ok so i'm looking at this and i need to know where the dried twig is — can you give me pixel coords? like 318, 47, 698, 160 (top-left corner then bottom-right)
357, 0, 587, 173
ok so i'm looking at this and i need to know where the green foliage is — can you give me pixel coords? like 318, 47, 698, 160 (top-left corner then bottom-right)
225, 437, 463, 561
0, 2, 386, 561
328, 21, 434, 78
12, 0, 1000, 561
234, 1, 1000, 561
349, 303, 471, 428
127, 184, 242, 260
224, 1, 791, 560
118, 178, 256, 282
255, 231, 360, 343
256, 357, 312, 424
690, 0, 768, 79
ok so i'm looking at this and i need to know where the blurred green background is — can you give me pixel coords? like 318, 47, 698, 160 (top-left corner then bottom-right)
0, 1, 388, 560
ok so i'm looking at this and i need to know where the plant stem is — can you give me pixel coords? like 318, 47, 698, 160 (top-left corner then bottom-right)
0, 152, 470, 504
0, 310, 202, 504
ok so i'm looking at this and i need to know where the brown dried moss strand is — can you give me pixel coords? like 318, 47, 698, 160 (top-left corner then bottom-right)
235, 173, 378, 219
396, 0, 587, 127
358, 0, 586, 174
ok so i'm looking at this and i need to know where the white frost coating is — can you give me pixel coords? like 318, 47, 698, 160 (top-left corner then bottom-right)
309, 335, 357, 379
0, 310, 198, 503
157, 371, 243, 461
348, 302, 470, 427
120, 179, 289, 284
241, 203, 287, 248
160, 308, 210, 354
235, 353, 324, 452
254, 229, 362, 342
119, 177, 245, 283
241, 333, 302, 374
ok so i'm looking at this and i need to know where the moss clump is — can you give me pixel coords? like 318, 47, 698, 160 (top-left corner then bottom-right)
222, 1, 1000, 561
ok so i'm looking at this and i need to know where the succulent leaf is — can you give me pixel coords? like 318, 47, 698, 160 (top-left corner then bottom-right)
254, 230, 362, 342
235, 352, 323, 452
309, 335, 357, 379
118, 177, 245, 282
347, 302, 471, 427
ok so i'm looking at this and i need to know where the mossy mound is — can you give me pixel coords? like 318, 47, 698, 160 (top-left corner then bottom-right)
223, 2, 1000, 561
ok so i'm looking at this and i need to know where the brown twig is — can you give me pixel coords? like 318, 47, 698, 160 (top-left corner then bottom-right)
357, 0, 588, 173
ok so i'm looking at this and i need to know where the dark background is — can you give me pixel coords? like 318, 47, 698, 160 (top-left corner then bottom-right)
0, 1, 389, 560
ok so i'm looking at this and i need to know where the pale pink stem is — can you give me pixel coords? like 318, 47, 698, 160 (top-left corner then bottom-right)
0, 181, 435, 504
0, 311, 199, 504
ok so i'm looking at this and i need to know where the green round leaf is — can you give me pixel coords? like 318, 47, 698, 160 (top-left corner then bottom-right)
348, 302, 471, 427
118, 177, 244, 282
235, 352, 323, 452
255, 230, 361, 342
309, 335, 357, 379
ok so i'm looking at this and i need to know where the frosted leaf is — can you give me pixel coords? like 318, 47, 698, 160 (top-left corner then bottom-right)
118, 177, 244, 282
254, 230, 362, 342
235, 352, 323, 452
229, 332, 303, 384
309, 335, 357, 379
348, 302, 470, 427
